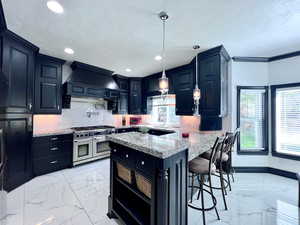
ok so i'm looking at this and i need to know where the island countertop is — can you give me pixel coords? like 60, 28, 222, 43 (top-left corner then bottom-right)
107, 129, 220, 160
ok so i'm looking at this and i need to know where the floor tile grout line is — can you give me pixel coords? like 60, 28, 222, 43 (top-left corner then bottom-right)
62, 170, 96, 225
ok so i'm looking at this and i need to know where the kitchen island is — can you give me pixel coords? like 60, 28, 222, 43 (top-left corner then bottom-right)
106, 130, 219, 225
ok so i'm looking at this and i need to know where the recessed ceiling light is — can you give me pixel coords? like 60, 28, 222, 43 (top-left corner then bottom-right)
47, 1, 64, 14
64, 48, 74, 54
155, 55, 162, 61
125, 68, 132, 72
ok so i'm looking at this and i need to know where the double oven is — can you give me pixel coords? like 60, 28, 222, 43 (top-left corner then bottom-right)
72, 126, 114, 166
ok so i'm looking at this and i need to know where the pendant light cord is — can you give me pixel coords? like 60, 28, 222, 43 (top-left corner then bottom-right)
162, 19, 166, 77
195, 53, 198, 88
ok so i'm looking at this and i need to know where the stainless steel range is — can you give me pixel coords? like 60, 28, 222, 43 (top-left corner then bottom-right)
72, 126, 115, 166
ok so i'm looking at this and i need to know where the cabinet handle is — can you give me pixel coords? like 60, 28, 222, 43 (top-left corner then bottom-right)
50, 147, 59, 151
50, 160, 58, 164
51, 137, 58, 141
125, 154, 129, 158
141, 161, 145, 165
29, 103, 32, 110
58, 105, 60, 110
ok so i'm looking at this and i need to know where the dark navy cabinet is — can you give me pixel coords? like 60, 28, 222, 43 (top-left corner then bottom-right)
129, 78, 143, 114
32, 134, 73, 176
198, 46, 230, 130
173, 64, 195, 115
34, 54, 65, 114
108, 142, 188, 225
0, 30, 38, 114
0, 114, 33, 192
118, 91, 129, 115
173, 64, 195, 92
113, 75, 129, 91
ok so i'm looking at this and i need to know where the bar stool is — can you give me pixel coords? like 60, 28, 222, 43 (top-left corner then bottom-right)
200, 133, 233, 210
228, 128, 240, 183
188, 137, 224, 225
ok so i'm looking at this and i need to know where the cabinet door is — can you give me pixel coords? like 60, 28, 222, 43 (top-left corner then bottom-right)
173, 66, 194, 92
0, 114, 32, 192
34, 57, 62, 114
129, 79, 142, 114
129, 92, 141, 114
199, 55, 221, 116
119, 92, 128, 114
147, 76, 160, 94
0, 37, 35, 114
117, 78, 129, 91
175, 90, 194, 115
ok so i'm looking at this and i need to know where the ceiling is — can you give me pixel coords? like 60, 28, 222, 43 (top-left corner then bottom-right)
3, 0, 300, 77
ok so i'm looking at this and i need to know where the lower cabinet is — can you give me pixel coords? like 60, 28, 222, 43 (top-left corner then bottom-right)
0, 114, 33, 192
32, 134, 73, 176
108, 142, 188, 225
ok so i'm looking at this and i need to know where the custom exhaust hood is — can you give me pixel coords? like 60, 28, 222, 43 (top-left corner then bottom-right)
62, 61, 119, 108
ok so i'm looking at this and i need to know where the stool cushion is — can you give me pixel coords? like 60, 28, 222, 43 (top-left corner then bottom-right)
201, 150, 229, 162
189, 157, 216, 174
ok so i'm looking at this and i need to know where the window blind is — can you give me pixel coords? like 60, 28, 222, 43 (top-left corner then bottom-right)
276, 87, 300, 156
239, 89, 266, 151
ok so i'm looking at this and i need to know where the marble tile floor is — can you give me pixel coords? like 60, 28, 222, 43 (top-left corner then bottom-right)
0, 158, 299, 225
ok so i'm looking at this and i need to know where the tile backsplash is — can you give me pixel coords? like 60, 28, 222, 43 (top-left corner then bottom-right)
33, 98, 114, 134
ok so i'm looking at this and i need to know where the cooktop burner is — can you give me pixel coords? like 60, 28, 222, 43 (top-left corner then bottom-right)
72, 125, 115, 131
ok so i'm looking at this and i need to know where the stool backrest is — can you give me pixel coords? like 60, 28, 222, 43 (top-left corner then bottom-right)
209, 137, 224, 173
224, 132, 234, 154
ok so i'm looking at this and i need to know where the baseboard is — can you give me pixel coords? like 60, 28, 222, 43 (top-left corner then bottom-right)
233, 167, 298, 180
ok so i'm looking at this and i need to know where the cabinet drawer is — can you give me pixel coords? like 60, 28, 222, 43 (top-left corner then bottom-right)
33, 153, 71, 176
49, 134, 73, 142
32, 141, 72, 159
135, 152, 156, 177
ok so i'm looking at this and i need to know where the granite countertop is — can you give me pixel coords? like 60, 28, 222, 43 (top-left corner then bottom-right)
33, 129, 74, 137
108, 127, 221, 160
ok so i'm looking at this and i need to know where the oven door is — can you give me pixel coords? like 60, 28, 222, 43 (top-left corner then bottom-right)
93, 136, 111, 157
73, 138, 93, 162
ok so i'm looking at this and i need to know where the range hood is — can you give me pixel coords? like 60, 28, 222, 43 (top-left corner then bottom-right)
62, 61, 119, 108
67, 61, 118, 90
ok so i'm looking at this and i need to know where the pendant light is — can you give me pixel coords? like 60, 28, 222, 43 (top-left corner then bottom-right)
193, 45, 201, 116
158, 11, 169, 96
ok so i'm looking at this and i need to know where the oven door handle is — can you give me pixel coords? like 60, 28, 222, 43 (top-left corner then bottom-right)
74, 138, 93, 143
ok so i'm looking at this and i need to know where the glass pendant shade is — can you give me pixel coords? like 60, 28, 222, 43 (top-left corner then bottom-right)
193, 86, 201, 101
159, 75, 169, 94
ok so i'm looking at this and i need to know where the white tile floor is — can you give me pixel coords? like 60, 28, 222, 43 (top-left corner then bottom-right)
1, 158, 299, 225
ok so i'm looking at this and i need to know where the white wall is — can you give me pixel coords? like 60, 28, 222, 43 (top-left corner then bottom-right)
269, 57, 300, 85
268, 56, 300, 173
232, 56, 300, 172
231, 61, 270, 167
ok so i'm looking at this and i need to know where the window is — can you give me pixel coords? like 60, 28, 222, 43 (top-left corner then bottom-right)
147, 95, 180, 125
237, 86, 269, 154
271, 83, 300, 160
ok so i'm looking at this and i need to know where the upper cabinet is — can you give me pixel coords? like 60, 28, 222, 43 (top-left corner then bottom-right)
129, 78, 142, 114
143, 73, 160, 96
173, 64, 195, 115
0, 30, 38, 114
34, 54, 65, 114
198, 45, 230, 130
113, 75, 129, 91
173, 64, 195, 92
118, 91, 129, 114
